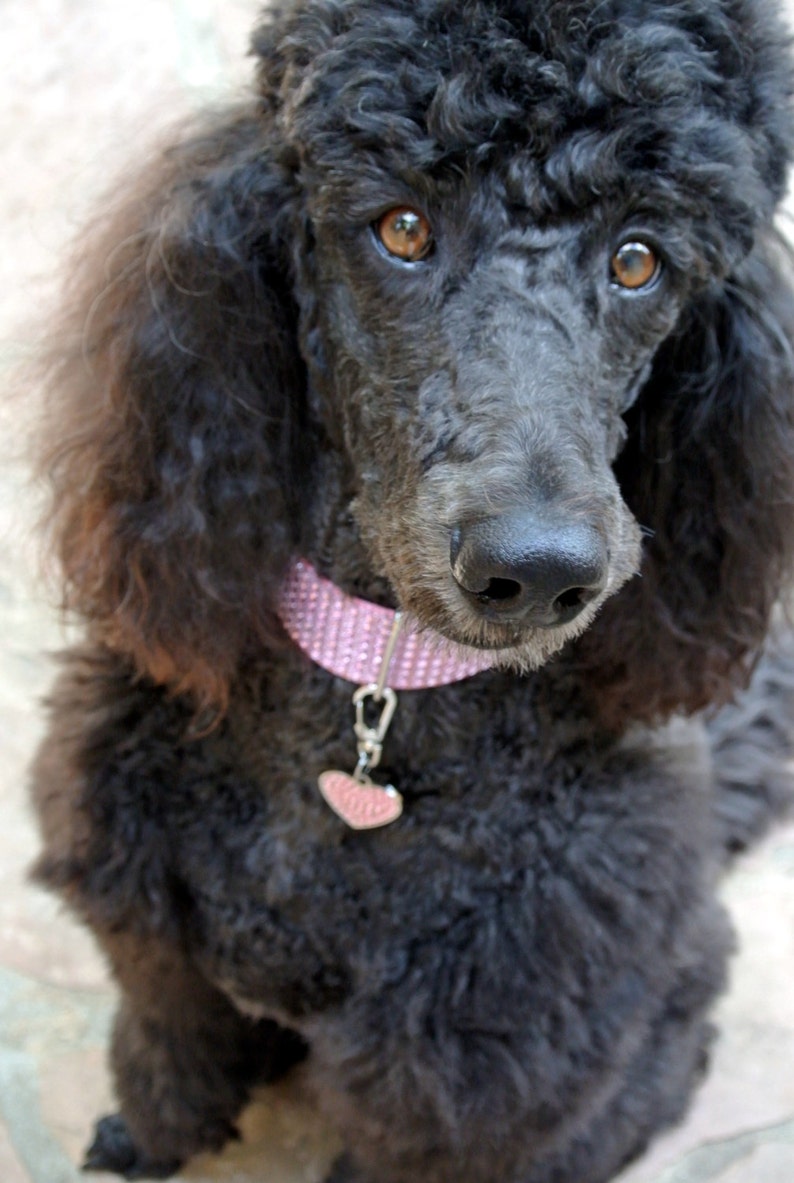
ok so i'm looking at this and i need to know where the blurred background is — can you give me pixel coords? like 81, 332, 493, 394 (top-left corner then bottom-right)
0, 2, 792, 1181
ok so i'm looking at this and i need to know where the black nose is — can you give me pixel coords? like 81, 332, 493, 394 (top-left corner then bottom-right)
450, 513, 608, 627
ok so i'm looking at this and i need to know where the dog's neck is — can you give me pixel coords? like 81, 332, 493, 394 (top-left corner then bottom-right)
278, 557, 494, 689
286, 447, 495, 688
281, 454, 494, 827
297, 450, 398, 606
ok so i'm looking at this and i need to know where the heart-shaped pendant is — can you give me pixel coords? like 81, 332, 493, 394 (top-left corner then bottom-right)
318, 770, 404, 830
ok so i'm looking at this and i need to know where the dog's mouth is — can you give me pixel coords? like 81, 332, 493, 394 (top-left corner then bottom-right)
424, 593, 608, 669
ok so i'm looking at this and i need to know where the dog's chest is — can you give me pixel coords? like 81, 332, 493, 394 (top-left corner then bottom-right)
183, 782, 566, 1023
173, 666, 615, 1019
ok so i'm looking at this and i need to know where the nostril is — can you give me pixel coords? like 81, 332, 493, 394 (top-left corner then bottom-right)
554, 587, 585, 612
553, 585, 599, 612
551, 584, 602, 624
480, 578, 523, 603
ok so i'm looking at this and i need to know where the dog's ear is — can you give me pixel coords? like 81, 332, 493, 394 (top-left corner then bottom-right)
39, 107, 306, 711
581, 234, 794, 728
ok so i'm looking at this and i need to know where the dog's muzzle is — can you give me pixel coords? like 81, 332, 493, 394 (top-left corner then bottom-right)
450, 511, 609, 627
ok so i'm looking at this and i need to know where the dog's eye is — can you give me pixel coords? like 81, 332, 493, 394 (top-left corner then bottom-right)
376, 207, 434, 262
610, 242, 660, 290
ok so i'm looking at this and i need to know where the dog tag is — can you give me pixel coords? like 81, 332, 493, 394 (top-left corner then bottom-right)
318, 770, 404, 830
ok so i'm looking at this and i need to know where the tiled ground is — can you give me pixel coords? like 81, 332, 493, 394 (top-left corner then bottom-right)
1, 2, 793, 1181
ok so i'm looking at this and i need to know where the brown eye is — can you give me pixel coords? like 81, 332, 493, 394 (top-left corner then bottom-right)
610, 241, 660, 290
376, 206, 433, 262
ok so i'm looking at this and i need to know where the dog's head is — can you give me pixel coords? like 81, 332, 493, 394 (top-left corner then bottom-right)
43, 0, 794, 720
261, 0, 794, 673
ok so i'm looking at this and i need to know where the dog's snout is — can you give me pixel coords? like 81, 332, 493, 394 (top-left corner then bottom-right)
450, 513, 608, 627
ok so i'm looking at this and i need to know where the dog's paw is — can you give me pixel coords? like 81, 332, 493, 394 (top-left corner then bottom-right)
82, 1114, 182, 1180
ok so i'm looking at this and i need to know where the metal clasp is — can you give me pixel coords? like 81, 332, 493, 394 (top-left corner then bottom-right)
348, 609, 404, 784
352, 684, 398, 781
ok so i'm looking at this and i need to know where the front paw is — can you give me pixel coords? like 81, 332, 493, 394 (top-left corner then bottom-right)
83, 1115, 182, 1180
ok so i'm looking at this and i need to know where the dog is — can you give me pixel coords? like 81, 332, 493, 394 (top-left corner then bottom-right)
30, 2, 794, 1181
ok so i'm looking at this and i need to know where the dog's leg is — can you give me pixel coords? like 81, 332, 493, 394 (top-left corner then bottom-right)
303, 902, 729, 1183
708, 620, 794, 857
82, 932, 306, 1179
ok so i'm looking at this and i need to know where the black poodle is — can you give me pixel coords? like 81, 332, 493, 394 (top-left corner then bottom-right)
30, 2, 794, 1181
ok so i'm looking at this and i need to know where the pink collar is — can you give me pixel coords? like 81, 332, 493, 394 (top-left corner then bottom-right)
279, 558, 493, 689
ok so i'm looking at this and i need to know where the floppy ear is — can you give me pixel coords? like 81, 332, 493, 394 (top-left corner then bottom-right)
39, 106, 307, 711
580, 234, 794, 729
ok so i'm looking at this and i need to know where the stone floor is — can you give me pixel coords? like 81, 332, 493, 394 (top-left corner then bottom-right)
1, 2, 793, 1181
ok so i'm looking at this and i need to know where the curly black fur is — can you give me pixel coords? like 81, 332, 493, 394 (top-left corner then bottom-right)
29, 2, 794, 1181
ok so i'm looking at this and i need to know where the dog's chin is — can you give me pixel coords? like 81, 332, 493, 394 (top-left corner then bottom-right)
408, 595, 608, 675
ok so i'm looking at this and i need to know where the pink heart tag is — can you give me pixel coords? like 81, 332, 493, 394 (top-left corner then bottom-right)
318, 770, 404, 830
